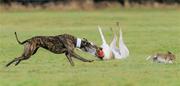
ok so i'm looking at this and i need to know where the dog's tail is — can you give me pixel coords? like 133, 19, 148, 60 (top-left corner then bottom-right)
14, 32, 27, 45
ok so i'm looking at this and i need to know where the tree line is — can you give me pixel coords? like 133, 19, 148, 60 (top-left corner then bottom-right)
1, 0, 180, 6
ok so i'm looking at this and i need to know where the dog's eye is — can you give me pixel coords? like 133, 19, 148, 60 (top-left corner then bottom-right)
84, 42, 89, 46
87, 42, 91, 45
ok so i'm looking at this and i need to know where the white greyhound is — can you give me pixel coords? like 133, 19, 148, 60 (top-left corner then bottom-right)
98, 25, 129, 60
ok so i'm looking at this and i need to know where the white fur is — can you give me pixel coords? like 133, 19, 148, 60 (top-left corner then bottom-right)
146, 55, 173, 64
157, 58, 173, 64
98, 26, 112, 60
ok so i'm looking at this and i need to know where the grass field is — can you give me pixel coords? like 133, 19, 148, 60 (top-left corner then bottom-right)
0, 8, 180, 86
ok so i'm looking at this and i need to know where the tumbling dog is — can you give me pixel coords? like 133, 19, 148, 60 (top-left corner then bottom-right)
146, 51, 175, 64
98, 22, 129, 60
6, 32, 104, 67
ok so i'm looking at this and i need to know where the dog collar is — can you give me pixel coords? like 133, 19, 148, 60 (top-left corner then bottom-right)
76, 38, 81, 48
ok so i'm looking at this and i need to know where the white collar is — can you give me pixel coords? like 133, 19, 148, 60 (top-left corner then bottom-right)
76, 38, 81, 48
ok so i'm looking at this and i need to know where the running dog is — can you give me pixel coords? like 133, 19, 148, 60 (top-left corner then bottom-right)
6, 32, 104, 67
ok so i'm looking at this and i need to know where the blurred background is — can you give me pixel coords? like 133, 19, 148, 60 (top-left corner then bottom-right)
0, 0, 180, 11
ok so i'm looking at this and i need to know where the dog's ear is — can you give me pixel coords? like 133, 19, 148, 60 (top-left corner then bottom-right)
81, 38, 88, 46
83, 38, 88, 41
168, 51, 172, 54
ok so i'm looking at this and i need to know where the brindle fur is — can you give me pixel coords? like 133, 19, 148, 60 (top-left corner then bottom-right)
6, 32, 100, 67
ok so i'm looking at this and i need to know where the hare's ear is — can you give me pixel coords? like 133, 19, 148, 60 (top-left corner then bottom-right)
168, 51, 172, 54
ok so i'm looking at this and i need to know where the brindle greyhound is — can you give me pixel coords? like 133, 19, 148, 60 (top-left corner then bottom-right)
6, 32, 103, 67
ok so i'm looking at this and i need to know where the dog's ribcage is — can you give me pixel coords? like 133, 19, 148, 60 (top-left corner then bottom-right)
26, 34, 76, 54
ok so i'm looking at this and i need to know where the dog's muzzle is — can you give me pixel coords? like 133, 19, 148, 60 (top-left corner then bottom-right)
86, 48, 104, 59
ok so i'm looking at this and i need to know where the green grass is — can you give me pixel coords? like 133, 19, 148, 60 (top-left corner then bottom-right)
0, 8, 180, 86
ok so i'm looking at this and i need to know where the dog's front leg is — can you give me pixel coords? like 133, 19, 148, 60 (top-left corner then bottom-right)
71, 52, 94, 62
65, 51, 75, 66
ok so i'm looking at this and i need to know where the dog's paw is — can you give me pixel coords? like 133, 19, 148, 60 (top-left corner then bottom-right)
88, 60, 94, 62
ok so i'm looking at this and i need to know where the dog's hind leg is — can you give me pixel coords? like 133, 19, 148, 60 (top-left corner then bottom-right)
14, 43, 38, 66
14, 59, 21, 66
32, 47, 39, 55
6, 57, 21, 67
6, 43, 37, 67
14, 55, 30, 66
6, 55, 29, 67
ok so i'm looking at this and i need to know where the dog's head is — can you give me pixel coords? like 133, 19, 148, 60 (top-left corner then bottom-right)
80, 38, 104, 59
